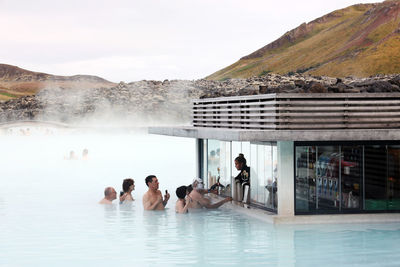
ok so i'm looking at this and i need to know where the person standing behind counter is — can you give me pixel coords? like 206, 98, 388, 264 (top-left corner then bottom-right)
234, 153, 250, 202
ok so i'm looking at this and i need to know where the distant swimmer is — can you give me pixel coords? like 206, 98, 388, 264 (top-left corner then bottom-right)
175, 185, 192, 214
188, 178, 232, 209
142, 175, 170, 210
65, 150, 78, 160
99, 187, 117, 204
120, 178, 135, 203
82, 148, 89, 160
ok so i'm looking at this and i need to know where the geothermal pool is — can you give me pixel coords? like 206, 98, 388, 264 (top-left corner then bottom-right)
1, 129, 400, 266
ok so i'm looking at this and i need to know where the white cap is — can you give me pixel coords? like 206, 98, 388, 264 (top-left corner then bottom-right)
192, 178, 204, 189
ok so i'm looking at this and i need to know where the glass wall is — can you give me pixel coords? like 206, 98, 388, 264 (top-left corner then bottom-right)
316, 146, 340, 212
388, 145, 400, 210
364, 144, 400, 211
201, 139, 277, 211
202, 140, 208, 187
295, 146, 316, 213
341, 145, 362, 211
205, 139, 231, 196
207, 139, 220, 189
296, 142, 400, 214
250, 142, 277, 211
219, 141, 231, 196
364, 145, 386, 210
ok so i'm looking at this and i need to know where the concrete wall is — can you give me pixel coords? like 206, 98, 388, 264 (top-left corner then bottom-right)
277, 141, 295, 216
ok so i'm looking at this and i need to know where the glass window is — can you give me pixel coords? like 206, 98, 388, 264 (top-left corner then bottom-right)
202, 140, 208, 188
242, 142, 251, 163
207, 140, 220, 190
316, 146, 340, 212
257, 145, 266, 204
272, 144, 278, 210
388, 145, 400, 210
250, 144, 258, 204
219, 141, 231, 197
341, 145, 362, 211
295, 146, 317, 213
248, 143, 277, 211
296, 142, 400, 214
205, 140, 232, 196
365, 145, 387, 211
264, 145, 274, 209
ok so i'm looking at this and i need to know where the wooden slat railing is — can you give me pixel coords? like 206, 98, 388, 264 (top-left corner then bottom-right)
192, 93, 400, 130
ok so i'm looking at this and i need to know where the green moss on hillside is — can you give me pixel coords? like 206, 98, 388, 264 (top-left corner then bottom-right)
207, 2, 400, 80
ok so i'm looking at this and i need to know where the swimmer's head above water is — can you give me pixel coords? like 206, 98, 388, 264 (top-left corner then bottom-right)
122, 178, 135, 192
176, 186, 188, 200
145, 175, 159, 190
192, 178, 204, 189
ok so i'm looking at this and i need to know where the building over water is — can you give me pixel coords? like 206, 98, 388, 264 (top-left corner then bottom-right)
150, 93, 400, 223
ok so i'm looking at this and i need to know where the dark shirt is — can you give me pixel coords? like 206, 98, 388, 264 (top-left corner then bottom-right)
235, 166, 250, 185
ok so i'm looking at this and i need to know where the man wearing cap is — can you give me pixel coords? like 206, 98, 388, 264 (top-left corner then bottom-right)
188, 178, 232, 209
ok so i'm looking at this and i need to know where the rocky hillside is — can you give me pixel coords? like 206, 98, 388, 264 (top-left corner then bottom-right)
0, 64, 116, 100
1, 74, 400, 126
208, 0, 400, 80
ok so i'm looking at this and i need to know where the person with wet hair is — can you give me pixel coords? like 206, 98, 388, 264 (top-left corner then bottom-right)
68, 150, 78, 160
82, 148, 89, 160
175, 185, 192, 213
143, 175, 170, 210
120, 178, 135, 203
187, 178, 232, 209
99, 187, 117, 204
234, 153, 251, 203
186, 184, 193, 194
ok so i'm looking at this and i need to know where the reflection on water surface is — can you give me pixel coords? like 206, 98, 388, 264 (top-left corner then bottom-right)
0, 130, 400, 266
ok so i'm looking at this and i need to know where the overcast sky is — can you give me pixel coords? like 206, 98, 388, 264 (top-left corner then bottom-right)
0, 0, 379, 82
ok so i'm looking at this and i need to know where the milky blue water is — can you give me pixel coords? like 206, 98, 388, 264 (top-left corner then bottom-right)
1, 130, 400, 266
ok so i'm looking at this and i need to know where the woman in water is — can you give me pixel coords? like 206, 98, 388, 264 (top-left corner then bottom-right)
120, 178, 135, 203
175, 185, 191, 213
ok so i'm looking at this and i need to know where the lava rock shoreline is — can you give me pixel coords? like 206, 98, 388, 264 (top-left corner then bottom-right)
1, 74, 400, 125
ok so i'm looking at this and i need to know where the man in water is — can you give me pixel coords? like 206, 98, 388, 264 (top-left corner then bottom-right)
188, 178, 232, 209
143, 175, 170, 210
99, 187, 117, 204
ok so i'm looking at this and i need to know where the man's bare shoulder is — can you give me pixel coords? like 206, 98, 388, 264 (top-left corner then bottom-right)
189, 190, 201, 200
143, 191, 150, 200
99, 198, 111, 204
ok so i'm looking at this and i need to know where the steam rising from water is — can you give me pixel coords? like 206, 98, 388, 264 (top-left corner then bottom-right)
2, 126, 400, 266
35, 80, 198, 128
0, 129, 196, 204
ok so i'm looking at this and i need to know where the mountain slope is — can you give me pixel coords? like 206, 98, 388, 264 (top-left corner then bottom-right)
208, 0, 400, 80
0, 64, 116, 100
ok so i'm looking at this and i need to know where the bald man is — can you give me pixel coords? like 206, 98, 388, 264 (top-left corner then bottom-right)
99, 187, 117, 204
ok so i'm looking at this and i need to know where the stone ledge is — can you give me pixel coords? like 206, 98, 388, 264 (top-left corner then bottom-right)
149, 126, 400, 142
